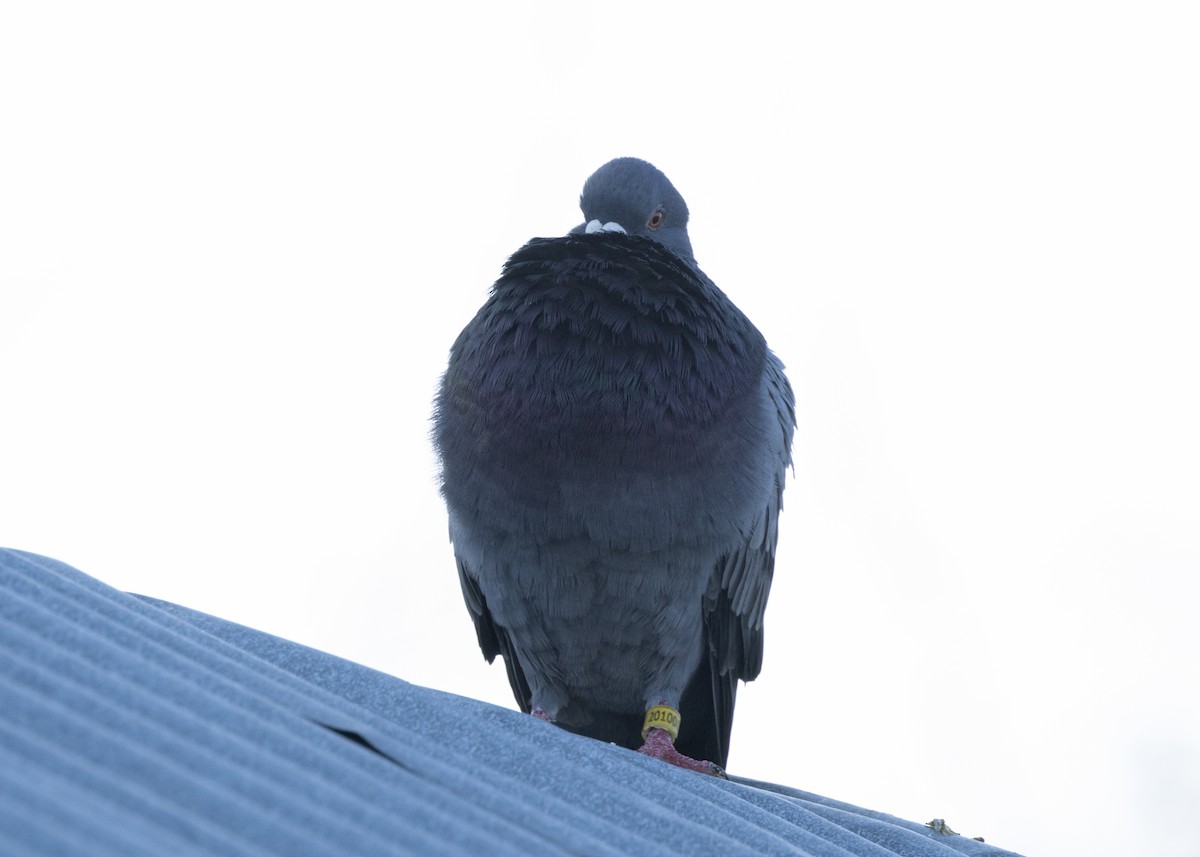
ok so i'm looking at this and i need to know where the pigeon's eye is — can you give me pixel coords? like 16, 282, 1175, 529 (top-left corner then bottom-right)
647, 209, 665, 230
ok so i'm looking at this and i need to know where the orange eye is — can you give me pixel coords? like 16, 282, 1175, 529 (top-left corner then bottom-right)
647, 209, 664, 230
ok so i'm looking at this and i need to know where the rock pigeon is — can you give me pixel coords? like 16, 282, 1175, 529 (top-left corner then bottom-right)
433, 157, 794, 776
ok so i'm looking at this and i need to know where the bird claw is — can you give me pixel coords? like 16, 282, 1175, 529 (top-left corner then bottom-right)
637, 727, 727, 778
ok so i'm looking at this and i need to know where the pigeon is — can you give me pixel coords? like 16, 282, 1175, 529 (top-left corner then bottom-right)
433, 157, 794, 776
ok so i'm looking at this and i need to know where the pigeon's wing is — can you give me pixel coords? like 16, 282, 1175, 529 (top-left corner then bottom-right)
455, 555, 533, 714
680, 352, 795, 767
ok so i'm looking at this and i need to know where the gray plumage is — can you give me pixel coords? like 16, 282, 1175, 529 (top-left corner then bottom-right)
434, 157, 794, 769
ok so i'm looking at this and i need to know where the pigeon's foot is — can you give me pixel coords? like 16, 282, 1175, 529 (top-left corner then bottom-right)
637, 727, 727, 778
530, 707, 553, 723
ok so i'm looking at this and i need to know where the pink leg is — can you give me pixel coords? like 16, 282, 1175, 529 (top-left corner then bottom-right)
530, 707, 553, 722
637, 727, 726, 778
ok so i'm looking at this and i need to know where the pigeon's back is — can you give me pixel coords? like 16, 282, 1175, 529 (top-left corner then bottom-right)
435, 159, 794, 773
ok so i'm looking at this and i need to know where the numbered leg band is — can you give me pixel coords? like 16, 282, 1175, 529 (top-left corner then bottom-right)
642, 705, 681, 741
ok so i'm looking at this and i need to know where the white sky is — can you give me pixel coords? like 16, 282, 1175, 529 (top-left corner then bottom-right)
2, 4, 1198, 855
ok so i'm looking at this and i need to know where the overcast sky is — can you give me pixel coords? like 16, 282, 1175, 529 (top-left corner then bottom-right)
3, 4, 1198, 856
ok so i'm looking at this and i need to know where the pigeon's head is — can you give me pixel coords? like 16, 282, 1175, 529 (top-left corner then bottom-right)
572, 157, 695, 265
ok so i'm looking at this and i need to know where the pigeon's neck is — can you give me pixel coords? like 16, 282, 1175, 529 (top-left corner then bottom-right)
571, 221, 697, 269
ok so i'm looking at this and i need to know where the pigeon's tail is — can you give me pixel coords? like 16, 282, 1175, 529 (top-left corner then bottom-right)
552, 657, 736, 770
675, 653, 736, 770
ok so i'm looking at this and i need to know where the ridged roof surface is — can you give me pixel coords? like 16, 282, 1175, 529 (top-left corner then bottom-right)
0, 548, 1023, 856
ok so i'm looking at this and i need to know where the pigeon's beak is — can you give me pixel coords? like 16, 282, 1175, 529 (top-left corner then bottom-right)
584, 219, 627, 235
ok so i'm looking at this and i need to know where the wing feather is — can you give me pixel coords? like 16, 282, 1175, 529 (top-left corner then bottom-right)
688, 351, 795, 765
456, 555, 533, 714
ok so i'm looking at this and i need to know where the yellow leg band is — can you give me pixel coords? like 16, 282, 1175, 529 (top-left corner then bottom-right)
642, 705, 681, 741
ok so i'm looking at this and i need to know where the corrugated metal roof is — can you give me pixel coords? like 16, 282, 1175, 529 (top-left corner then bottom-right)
0, 548, 1023, 856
